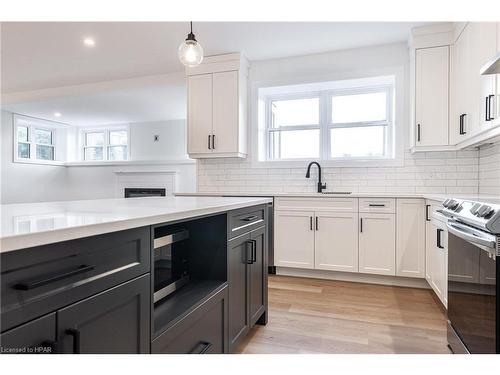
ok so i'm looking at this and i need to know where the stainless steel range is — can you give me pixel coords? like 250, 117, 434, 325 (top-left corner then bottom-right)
439, 198, 500, 354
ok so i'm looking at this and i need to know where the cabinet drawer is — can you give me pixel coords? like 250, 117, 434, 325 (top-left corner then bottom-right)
275, 197, 357, 212
1, 226, 150, 332
152, 285, 228, 354
359, 198, 395, 213
0, 313, 56, 354
229, 205, 266, 239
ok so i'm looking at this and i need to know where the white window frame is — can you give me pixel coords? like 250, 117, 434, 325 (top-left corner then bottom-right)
264, 85, 394, 162
80, 126, 130, 162
13, 114, 62, 165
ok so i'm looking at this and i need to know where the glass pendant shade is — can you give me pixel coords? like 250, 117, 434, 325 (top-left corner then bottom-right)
178, 38, 204, 67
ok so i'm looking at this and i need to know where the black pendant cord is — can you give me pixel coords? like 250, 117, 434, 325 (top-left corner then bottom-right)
187, 21, 196, 41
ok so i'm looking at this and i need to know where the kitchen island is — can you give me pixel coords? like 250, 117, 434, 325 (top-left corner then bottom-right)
0, 196, 271, 354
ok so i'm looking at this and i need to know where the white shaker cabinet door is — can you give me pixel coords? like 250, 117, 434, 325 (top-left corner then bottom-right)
187, 73, 213, 154
396, 199, 425, 278
359, 213, 396, 276
212, 70, 239, 154
274, 210, 315, 269
314, 212, 359, 273
415, 46, 449, 146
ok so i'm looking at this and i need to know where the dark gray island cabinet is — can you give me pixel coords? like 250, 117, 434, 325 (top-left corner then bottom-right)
0, 203, 269, 354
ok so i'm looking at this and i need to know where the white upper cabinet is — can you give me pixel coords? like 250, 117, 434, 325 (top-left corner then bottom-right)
187, 74, 213, 154
396, 199, 425, 278
186, 53, 248, 158
415, 46, 450, 147
314, 212, 359, 273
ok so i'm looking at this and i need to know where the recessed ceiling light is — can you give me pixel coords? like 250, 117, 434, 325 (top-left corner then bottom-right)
54, 112, 62, 117
83, 37, 95, 47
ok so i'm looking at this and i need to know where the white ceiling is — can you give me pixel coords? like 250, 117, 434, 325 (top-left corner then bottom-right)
2, 84, 186, 126
1, 22, 431, 93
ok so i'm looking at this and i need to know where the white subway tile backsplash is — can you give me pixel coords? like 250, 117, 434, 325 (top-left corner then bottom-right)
197, 148, 482, 195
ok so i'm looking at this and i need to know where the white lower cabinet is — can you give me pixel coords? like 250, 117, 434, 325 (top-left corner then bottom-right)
396, 199, 425, 278
359, 213, 396, 276
425, 202, 448, 308
315, 212, 359, 273
274, 210, 315, 269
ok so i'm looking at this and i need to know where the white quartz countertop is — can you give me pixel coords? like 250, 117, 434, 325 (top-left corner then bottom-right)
176, 192, 500, 204
0, 196, 272, 253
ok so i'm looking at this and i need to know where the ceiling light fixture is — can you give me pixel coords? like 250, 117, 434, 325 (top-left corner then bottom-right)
83, 37, 96, 47
54, 112, 62, 117
178, 22, 203, 67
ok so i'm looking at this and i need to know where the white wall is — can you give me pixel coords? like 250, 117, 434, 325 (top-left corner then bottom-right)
1, 111, 196, 204
1, 110, 69, 203
197, 43, 480, 195
129, 120, 187, 160
478, 142, 500, 196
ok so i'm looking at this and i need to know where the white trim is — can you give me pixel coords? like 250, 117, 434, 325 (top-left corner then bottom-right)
65, 159, 195, 167
252, 69, 405, 168
13, 114, 66, 164
79, 125, 130, 162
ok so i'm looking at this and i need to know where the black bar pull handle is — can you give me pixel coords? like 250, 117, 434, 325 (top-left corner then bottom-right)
245, 241, 253, 264
360, 218, 363, 233
369, 203, 386, 207
251, 240, 257, 263
485, 96, 490, 121
14, 265, 94, 291
459, 114, 467, 135
417, 124, 421, 142
310, 216, 313, 231
488, 95, 495, 120
190, 341, 212, 354
426, 204, 431, 221
242, 215, 259, 222
208, 135, 211, 149
212, 134, 215, 149
436, 229, 444, 249
65, 329, 81, 354
315, 216, 319, 231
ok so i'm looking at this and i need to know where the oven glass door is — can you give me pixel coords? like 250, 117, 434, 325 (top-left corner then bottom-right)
448, 231, 497, 353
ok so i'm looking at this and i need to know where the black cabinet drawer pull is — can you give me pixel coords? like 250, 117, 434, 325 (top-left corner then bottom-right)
245, 241, 254, 264
242, 215, 259, 222
315, 216, 319, 231
14, 265, 95, 291
212, 134, 215, 150
426, 204, 431, 221
459, 114, 467, 135
360, 218, 363, 233
485, 96, 490, 121
417, 124, 421, 142
190, 341, 212, 354
368, 204, 386, 207
488, 95, 495, 120
65, 329, 81, 354
208, 135, 211, 150
310, 216, 313, 231
436, 229, 444, 249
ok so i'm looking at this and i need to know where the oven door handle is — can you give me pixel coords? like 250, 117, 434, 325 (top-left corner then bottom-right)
446, 221, 497, 252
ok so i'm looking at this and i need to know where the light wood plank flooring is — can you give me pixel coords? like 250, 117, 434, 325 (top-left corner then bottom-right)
236, 275, 450, 354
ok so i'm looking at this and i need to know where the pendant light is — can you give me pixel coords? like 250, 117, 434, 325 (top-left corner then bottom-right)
178, 22, 204, 67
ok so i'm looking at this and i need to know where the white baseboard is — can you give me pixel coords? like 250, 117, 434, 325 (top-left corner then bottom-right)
275, 267, 431, 289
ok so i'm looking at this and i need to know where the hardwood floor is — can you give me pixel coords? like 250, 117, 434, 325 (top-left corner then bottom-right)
236, 275, 451, 354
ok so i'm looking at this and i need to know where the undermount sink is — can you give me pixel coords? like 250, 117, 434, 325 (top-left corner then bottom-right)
321, 191, 352, 195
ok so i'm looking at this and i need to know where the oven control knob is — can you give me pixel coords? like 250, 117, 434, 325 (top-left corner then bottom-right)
484, 208, 495, 219
448, 200, 459, 210
477, 205, 492, 217
470, 203, 482, 215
